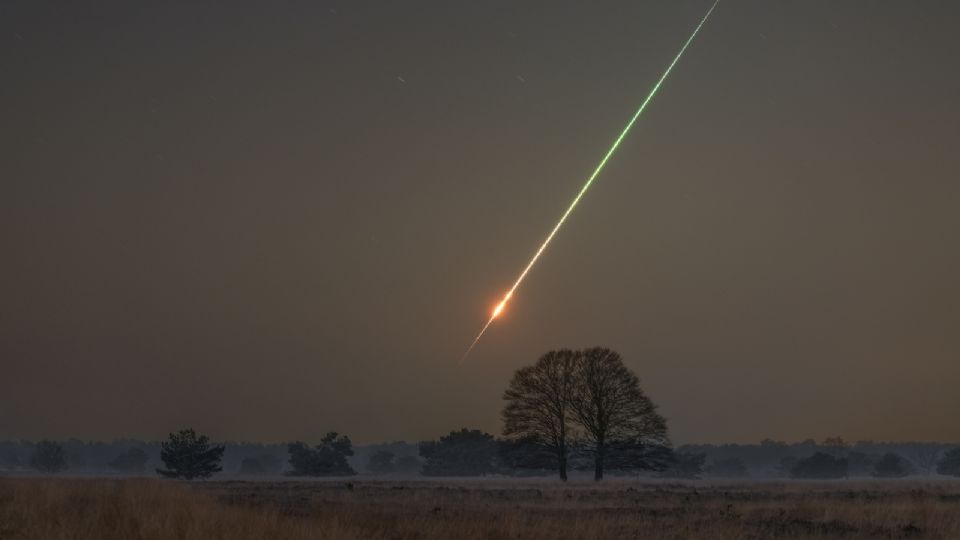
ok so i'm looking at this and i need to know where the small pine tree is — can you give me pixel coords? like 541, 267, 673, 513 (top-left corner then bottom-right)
156, 429, 225, 480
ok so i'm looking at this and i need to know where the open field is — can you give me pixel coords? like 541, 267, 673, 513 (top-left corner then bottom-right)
2, 478, 960, 539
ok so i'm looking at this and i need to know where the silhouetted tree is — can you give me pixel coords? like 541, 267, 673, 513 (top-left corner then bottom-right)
30, 440, 67, 473
502, 349, 578, 480
287, 432, 356, 476
156, 429, 224, 480
705, 457, 749, 478
419, 429, 497, 476
569, 347, 668, 480
660, 452, 706, 479
873, 453, 911, 478
108, 447, 149, 474
367, 450, 396, 474
789, 452, 847, 479
936, 449, 960, 477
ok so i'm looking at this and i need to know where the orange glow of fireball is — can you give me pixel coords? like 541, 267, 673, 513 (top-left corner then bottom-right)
491, 292, 513, 319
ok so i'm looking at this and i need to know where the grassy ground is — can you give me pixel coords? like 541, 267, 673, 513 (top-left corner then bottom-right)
2, 477, 959, 539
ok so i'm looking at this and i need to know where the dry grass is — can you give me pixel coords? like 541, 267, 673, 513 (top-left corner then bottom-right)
2, 477, 960, 539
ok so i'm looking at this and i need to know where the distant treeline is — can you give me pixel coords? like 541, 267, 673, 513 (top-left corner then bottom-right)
3, 435, 958, 480
0, 438, 419, 477
3, 348, 960, 481
679, 438, 959, 478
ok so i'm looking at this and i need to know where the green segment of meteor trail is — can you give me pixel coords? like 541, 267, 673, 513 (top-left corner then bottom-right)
462, 0, 721, 361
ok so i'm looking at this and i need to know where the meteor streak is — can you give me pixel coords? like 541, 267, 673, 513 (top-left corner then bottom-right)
461, 0, 720, 362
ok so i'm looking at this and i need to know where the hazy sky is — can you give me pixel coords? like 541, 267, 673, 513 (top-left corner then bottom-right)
2, 0, 959, 445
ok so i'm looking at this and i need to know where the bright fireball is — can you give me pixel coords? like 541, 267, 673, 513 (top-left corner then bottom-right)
492, 291, 513, 319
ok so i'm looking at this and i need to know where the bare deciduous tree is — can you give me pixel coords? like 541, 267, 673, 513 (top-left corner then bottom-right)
502, 349, 578, 480
570, 347, 668, 480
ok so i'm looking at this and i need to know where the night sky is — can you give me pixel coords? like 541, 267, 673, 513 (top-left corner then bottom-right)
2, 0, 959, 445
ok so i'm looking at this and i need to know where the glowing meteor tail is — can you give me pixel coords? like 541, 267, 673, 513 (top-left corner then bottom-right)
461, 0, 721, 362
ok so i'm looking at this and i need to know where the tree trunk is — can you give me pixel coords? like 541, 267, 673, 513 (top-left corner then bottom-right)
594, 438, 605, 481
558, 425, 568, 481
